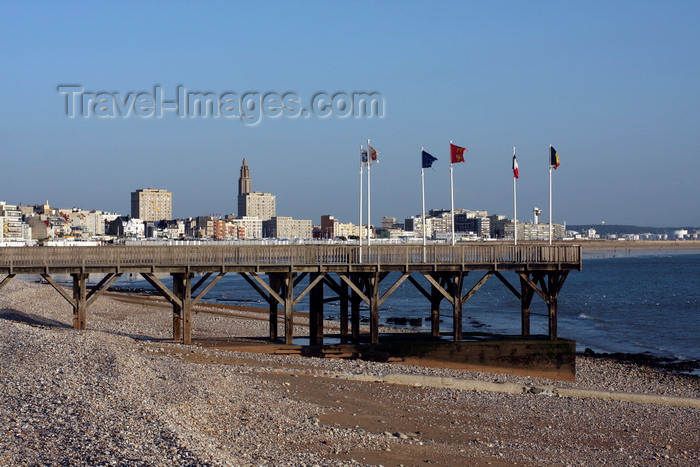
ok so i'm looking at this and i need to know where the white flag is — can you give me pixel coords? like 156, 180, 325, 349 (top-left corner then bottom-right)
368, 144, 378, 164
360, 148, 369, 166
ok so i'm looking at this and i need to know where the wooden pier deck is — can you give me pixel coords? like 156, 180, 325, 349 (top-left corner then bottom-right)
0, 244, 581, 347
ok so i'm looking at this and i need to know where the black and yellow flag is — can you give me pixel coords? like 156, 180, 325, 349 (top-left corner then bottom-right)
550, 146, 560, 169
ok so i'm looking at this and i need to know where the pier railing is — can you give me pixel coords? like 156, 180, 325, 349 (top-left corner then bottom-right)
0, 244, 581, 271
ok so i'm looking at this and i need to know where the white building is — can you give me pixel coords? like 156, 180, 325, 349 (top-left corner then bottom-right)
385, 228, 415, 239
404, 215, 433, 239
123, 218, 145, 237
672, 229, 689, 240
335, 222, 370, 239
109, 217, 145, 237
504, 222, 566, 241
59, 208, 114, 237
227, 216, 263, 239
262, 216, 313, 239
0, 202, 25, 241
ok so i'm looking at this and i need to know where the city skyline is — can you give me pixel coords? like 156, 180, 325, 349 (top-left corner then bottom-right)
4, 191, 697, 233
1, 2, 699, 227
2, 153, 700, 231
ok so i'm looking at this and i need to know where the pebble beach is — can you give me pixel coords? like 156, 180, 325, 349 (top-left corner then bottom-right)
1, 279, 699, 466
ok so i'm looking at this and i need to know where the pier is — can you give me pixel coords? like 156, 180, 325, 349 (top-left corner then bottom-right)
0, 244, 581, 348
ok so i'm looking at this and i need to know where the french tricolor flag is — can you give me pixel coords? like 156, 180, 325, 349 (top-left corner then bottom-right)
512, 154, 519, 179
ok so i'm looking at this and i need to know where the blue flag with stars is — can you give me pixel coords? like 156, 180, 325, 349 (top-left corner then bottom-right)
421, 150, 437, 168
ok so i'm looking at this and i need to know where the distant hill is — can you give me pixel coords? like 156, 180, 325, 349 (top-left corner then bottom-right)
566, 224, 699, 236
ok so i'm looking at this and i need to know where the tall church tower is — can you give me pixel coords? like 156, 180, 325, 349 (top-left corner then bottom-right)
238, 158, 251, 196
238, 158, 252, 217
236, 158, 276, 220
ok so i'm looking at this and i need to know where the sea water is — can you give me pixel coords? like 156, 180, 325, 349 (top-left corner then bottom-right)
100, 250, 700, 361
560, 251, 700, 360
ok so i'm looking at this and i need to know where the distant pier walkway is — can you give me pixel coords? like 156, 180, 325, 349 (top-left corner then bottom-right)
0, 244, 581, 345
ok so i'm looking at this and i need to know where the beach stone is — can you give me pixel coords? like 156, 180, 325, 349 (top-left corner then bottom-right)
0, 279, 698, 466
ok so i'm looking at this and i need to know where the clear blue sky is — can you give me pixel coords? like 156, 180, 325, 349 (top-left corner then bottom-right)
1, 1, 698, 227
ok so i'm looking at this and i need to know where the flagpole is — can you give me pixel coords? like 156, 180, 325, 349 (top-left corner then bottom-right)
359, 145, 364, 261
421, 147, 427, 261
513, 146, 517, 246
450, 163, 455, 246
549, 144, 553, 246
367, 139, 371, 247
449, 142, 455, 246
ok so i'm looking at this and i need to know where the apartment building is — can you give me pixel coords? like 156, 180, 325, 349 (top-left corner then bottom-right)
131, 188, 172, 222
262, 216, 313, 239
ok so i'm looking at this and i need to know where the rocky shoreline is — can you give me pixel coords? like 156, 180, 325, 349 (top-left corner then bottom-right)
581, 348, 700, 375
1, 280, 699, 466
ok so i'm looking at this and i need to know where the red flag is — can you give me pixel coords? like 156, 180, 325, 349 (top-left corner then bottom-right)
450, 143, 466, 164
512, 154, 519, 179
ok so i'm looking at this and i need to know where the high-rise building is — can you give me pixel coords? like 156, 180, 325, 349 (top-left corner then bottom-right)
237, 159, 275, 221
239, 192, 276, 221
131, 188, 172, 222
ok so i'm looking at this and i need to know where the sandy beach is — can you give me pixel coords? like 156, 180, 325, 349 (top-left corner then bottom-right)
1, 279, 699, 466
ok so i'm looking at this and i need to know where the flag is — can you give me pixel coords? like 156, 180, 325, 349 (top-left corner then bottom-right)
512, 154, 519, 179
550, 146, 560, 169
450, 143, 466, 164
360, 148, 369, 166
368, 144, 378, 164
421, 150, 437, 168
